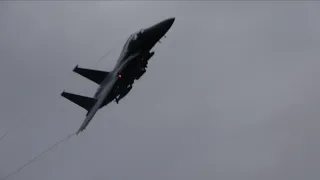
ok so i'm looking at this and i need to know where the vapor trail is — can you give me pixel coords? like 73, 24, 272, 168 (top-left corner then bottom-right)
96, 49, 113, 65
96, 39, 123, 65
0, 132, 76, 180
0, 122, 22, 142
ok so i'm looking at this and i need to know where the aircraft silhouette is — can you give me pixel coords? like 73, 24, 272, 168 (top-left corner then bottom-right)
61, 17, 175, 134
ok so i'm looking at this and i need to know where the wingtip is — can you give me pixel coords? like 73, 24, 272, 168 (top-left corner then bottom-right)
76, 128, 83, 135
73, 65, 79, 72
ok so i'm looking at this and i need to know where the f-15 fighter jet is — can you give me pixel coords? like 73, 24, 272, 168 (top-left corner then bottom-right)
61, 17, 175, 134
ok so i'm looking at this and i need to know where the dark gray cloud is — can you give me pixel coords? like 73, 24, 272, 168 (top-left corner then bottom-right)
1, 1, 320, 180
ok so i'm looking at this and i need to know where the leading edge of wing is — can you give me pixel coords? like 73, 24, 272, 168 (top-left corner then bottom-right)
76, 75, 118, 135
76, 52, 141, 135
76, 95, 105, 134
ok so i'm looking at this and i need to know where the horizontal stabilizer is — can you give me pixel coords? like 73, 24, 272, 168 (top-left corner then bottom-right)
61, 91, 96, 111
73, 65, 109, 84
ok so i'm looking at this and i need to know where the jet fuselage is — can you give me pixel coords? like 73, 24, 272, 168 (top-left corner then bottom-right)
95, 17, 175, 106
62, 17, 175, 134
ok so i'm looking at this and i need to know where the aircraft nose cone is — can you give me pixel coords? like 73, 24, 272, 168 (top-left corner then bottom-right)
160, 17, 175, 30
149, 17, 175, 37
141, 17, 175, 47
167, 17, 175, 25
146, 17, 175, 33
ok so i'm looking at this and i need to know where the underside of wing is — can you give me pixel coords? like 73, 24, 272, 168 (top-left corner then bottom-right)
61, 91, 96, 111
73, 65, 109, 84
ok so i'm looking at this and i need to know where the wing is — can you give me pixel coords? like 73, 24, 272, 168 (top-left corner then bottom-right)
76, 52, 142, 134
76, 76, 118, 134
73, 65, 109, 85
61, 91, 96, 112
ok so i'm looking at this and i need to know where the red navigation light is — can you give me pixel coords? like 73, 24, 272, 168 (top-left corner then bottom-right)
118, 74, 122, 78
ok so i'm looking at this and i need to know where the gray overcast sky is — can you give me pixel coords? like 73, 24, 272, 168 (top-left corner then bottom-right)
1, 1, 320, 180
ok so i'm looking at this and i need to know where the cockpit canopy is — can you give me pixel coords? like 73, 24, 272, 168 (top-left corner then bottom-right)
132, 29, 145, 40
123, 29, 146, 52
139, 29, 145, 35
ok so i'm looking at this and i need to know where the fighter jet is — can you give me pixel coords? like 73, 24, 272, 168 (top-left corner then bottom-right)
61, 17, 175, 134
